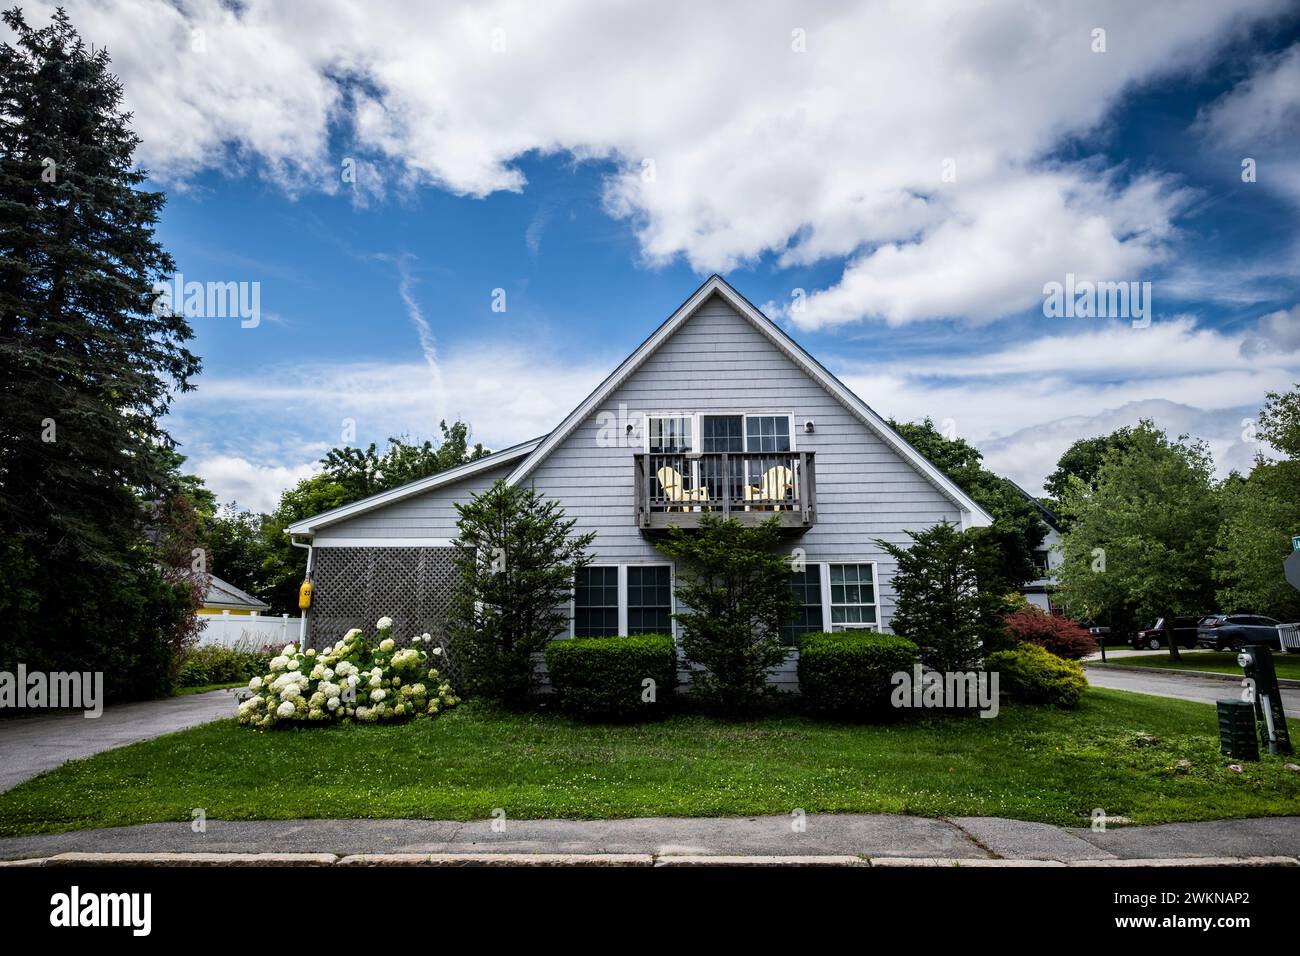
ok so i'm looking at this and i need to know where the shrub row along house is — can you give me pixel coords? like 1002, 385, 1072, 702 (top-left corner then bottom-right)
286, 276, 992, 686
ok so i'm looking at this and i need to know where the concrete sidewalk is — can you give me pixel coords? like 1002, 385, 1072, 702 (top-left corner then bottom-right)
0, 688, 238, 792
1, 814, 1297, 865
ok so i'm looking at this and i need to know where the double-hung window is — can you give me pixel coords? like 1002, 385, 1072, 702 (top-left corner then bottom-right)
828, 563, 877, 630
573, 565, 674, 636
573, 566, 619, 636
627, 566, 672, 634
785, 565, 824, 645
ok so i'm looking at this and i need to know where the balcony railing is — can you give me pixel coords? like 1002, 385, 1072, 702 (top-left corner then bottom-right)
633, 451, 816, 531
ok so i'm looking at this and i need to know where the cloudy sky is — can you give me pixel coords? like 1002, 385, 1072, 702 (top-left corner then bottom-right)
24, 0, 1300, 510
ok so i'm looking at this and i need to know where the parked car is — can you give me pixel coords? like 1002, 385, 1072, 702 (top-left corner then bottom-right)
1196, 614, 1282, 650
1132, 616, 1201, 650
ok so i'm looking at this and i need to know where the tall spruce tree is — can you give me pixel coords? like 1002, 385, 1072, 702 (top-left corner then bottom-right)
0, 9, 201, 698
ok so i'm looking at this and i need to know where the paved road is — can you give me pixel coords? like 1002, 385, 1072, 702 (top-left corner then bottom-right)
1086, 665, 1300, 717
0, 689, 238, 792
0, 814, 1297, 862
1083, 648, 1217, 661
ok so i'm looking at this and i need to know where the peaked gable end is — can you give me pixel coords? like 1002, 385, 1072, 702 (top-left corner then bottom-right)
508, 276, 992, 528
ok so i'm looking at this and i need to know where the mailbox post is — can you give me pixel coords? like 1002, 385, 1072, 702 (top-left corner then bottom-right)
1238, 645, 1292, 756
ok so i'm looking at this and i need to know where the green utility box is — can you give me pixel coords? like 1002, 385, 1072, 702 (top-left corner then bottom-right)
1217, 699, 1259, 760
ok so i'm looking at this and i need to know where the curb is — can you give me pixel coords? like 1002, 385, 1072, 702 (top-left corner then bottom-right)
1086, 662, 1300, 688
872, 857, 1066, 867
341, 853, 656, 867
3, 851, 1297, 867
43, 852, 339, 866
654, 854, 866, 867
1066, 856, 1298, 867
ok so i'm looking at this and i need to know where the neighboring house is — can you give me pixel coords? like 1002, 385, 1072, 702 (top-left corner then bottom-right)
286, 276, 992, 684
198, 574, 270, 616
1009, 482, 1063, 613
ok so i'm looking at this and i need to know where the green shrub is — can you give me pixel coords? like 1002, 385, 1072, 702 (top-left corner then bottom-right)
177, 643, 273, 688
797, 632, 920, 716
985, 643, 1087, 708
544, 634, 677, 721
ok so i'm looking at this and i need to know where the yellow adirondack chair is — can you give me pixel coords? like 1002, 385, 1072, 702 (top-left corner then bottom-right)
656, 465, 709, 511
744, 465, 793, 510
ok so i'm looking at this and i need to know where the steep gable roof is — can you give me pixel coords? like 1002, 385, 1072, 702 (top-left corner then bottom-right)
507, 275, 993, 528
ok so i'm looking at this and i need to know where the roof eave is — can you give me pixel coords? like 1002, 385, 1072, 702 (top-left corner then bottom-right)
285, 437, 546, 537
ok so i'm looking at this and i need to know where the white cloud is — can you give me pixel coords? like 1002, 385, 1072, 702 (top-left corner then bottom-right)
173, 343, 612, 507
191, 455, 317, 513
1242, 304, 1300, 355
780, 171, 1193, 328
1195, 42, 1300, 204
977, 400, 1265, 497
25, 0, 1293, 324
832, 313, 1300, 493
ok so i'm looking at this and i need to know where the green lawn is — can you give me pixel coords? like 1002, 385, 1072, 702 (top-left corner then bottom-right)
1108, 651, 1300, 681
173, 682, 245, 697
1, 689, 1296, 837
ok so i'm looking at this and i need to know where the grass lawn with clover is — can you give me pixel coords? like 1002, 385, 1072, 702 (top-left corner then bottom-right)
0, 688, 1297, 837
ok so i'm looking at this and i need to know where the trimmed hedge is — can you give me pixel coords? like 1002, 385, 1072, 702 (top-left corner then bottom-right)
177, 644, 273, 688
985, 643, 1087, 708
544, 634, 677, 721
797, 631, 919, 715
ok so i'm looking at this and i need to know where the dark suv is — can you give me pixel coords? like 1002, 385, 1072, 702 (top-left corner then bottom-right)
1196, 614, 1282, 650
1131, 616, 1201, 650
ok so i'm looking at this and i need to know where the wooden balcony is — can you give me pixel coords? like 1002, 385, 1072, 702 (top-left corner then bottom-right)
633, 451, 816, 532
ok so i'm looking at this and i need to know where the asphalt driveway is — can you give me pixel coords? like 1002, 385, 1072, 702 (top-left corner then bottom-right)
0, 689, 238, 792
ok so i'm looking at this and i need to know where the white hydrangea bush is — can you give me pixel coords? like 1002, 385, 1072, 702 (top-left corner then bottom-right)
237, 618, 458, 729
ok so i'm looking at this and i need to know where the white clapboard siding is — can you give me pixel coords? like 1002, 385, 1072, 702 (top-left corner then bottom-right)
311, 462, 515, 541
523, 291, 963, 630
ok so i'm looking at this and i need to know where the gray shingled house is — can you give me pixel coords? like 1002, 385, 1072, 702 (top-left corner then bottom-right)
286, 276, 991, 683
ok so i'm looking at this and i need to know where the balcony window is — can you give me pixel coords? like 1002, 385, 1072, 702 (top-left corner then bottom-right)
647, 416, 693, 454
701, 415, 744, 453
745, 415, 792, 453
574, 566, 619, 636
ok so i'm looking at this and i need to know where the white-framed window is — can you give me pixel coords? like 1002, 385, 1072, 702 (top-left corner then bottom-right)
643, 412, 796, 453
627, 565, 673, 635
573, 565, 619, 636
571, 564, 675, 637
784, 564, 823, 646
827, 562, 878, 631
647, 415, 693, 454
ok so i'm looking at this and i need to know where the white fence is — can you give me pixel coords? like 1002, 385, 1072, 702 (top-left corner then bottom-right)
1279, 623, 1300, 654
196, 612, 304, 650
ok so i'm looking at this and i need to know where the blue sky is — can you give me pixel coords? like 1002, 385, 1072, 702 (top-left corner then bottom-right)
32, 0, 1299, 510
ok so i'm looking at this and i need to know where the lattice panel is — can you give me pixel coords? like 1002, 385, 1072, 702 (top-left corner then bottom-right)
308, 546, 465, 689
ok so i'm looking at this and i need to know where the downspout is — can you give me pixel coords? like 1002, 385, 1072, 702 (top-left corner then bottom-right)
291, 534, 314, 648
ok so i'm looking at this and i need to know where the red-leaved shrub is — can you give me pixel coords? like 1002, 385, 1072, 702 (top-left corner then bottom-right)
1003, 608, 1097, 660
